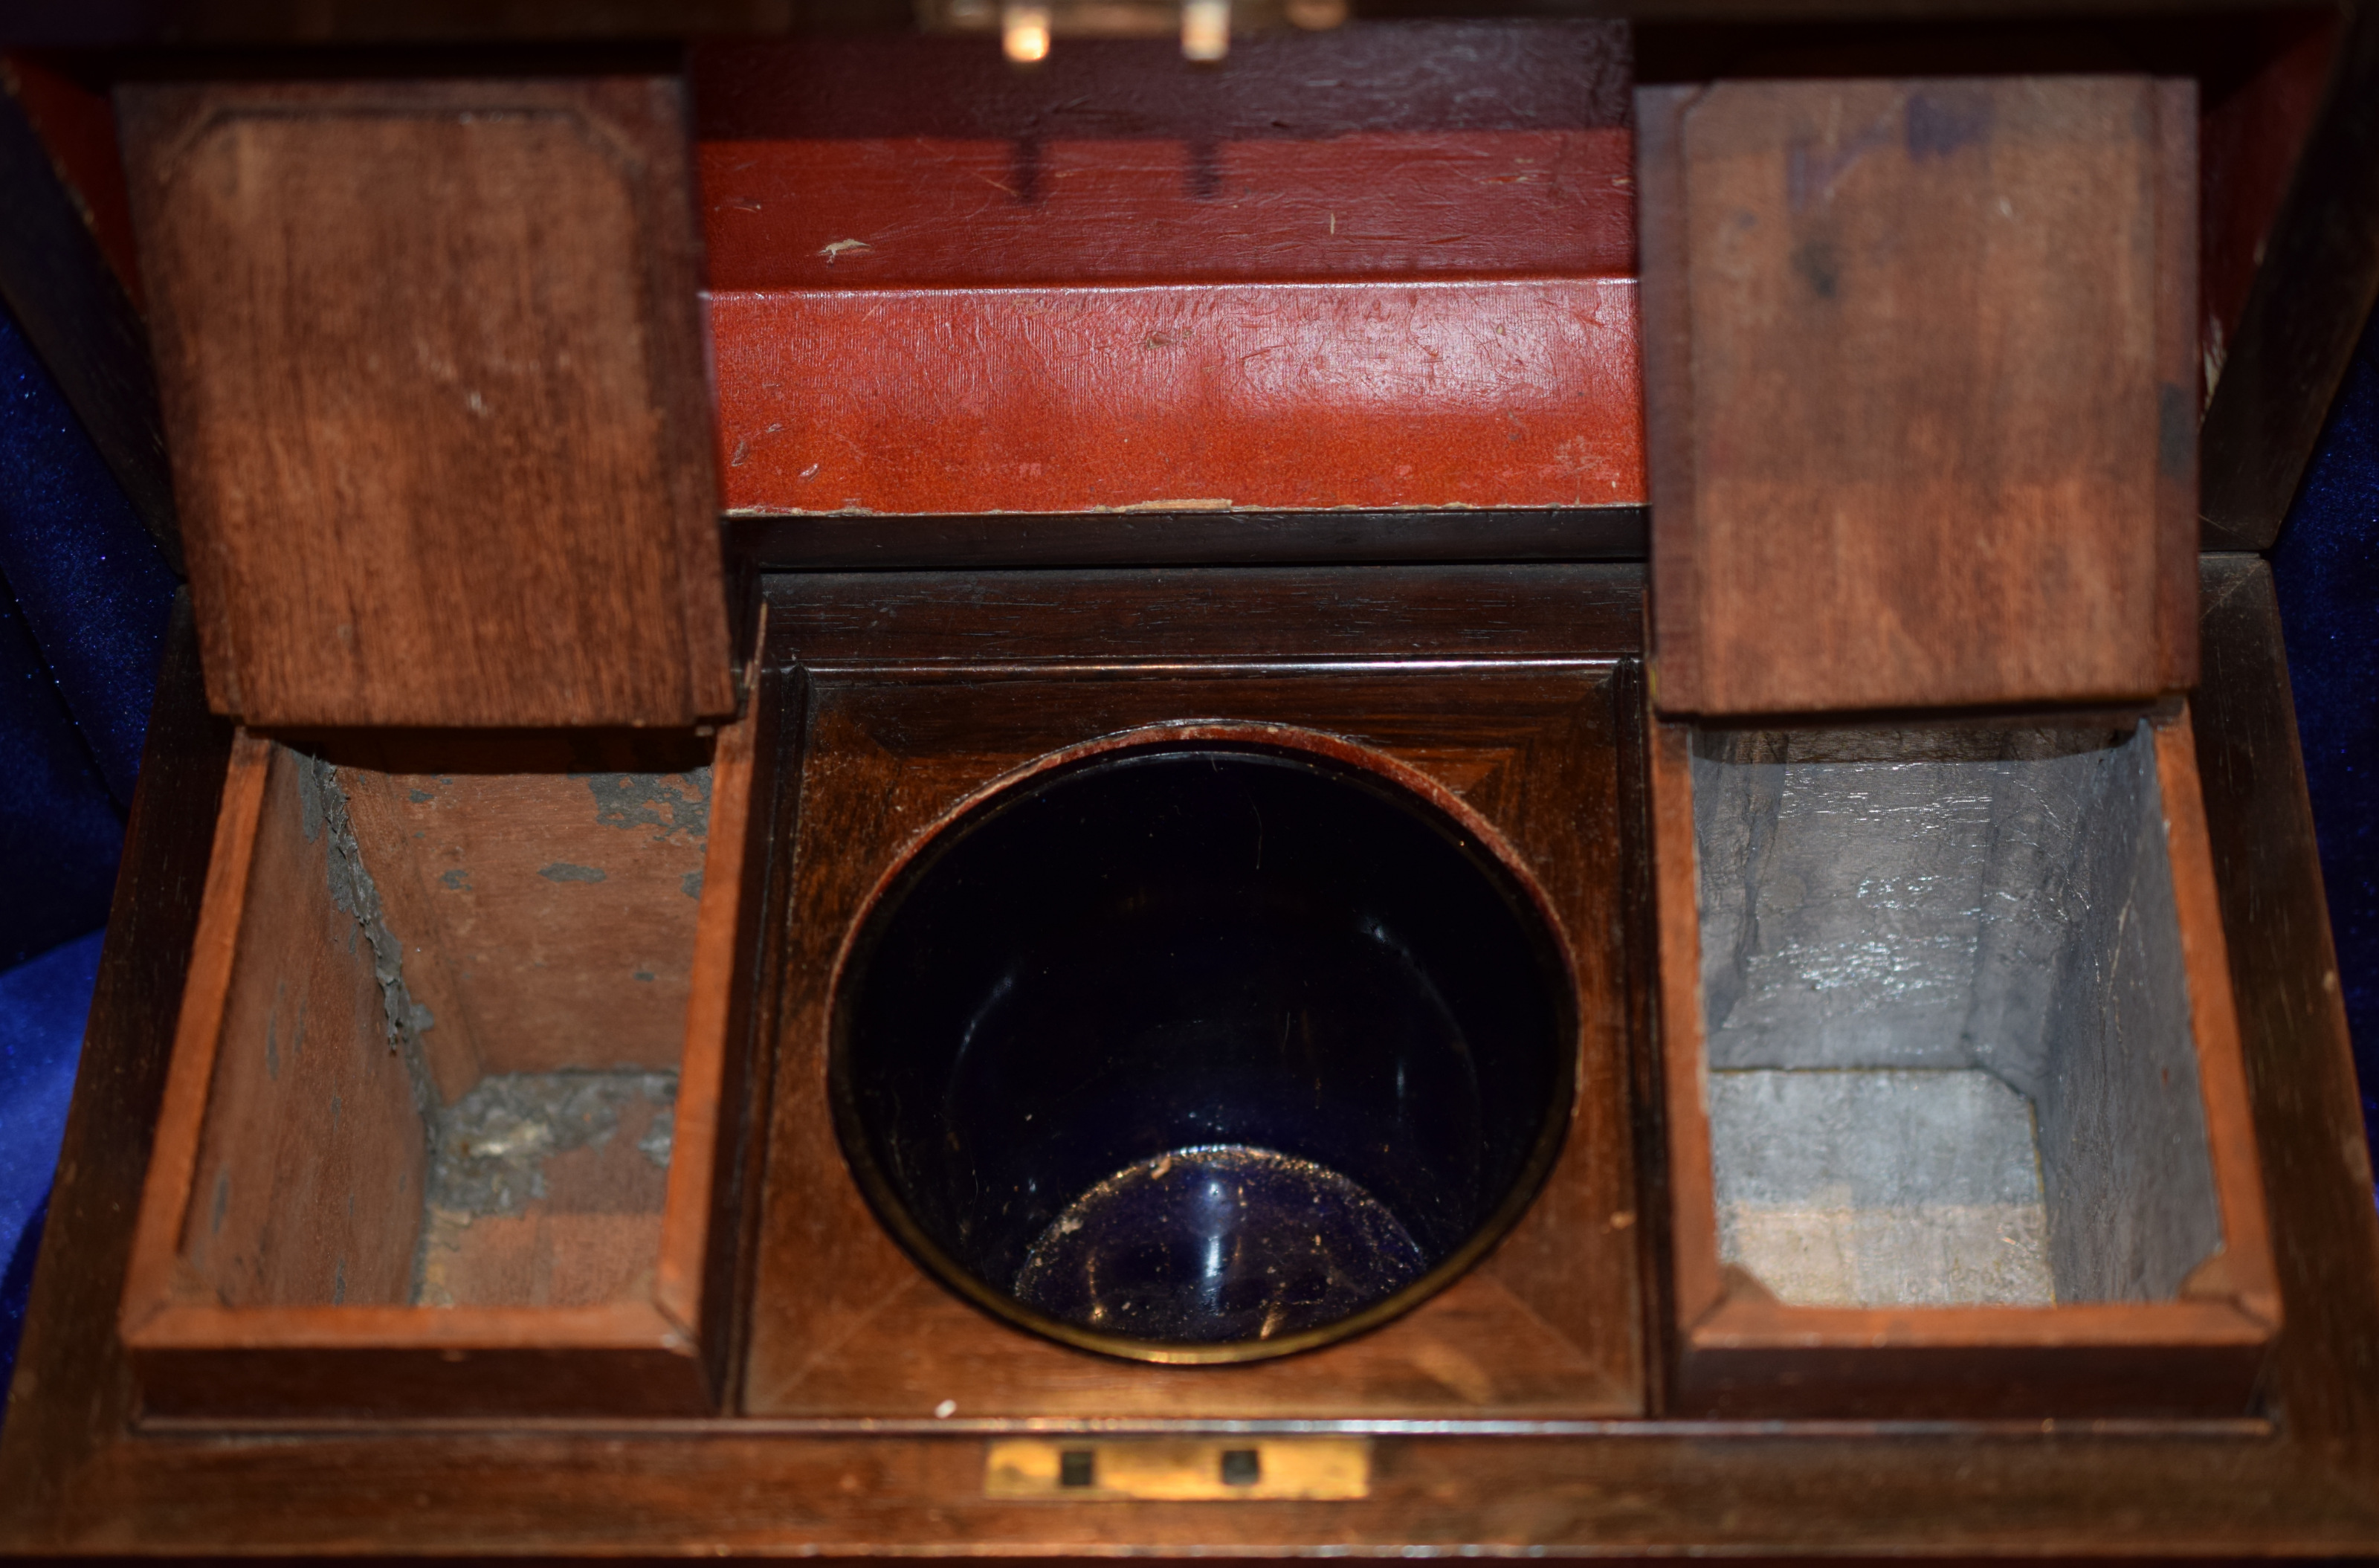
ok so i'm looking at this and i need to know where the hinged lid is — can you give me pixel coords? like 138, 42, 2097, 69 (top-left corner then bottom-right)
1639, 75, 2198, 717
120, 75, 735, 729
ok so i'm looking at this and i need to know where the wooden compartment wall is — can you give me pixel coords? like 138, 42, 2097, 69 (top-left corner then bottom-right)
1635, 71, 2276, 1416
1649, 706, 2278, 1414
117, 712, 770, 1417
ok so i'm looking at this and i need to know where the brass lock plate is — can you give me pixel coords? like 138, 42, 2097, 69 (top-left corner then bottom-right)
984, 1438, 1371, 1500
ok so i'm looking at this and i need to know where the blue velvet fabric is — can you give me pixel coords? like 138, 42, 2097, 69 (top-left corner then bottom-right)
0, 309, 175, 810
0, 297, 173, 1407
0, 572, 121, 968
0, 930, 103, 1393
2272, 302, 2379, 1189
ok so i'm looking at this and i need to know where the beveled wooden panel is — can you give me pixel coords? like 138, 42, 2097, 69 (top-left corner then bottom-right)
120, 77, 733, 728
1641, 76, 2198, 715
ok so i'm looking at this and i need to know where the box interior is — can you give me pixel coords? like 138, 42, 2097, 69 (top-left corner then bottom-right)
1691, 721, 2223, 1309
178, 736, 713, 1310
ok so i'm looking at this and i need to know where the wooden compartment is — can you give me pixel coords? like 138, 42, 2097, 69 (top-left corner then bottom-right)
117, 715, 769, 1417
11, 16, 2379, 1554
1636, 71, 2278, 1416
742, 566, 1646, 1419
1649, 706, 2279, 1415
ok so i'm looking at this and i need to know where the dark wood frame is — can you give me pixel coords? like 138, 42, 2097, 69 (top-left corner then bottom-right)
725, 506, 1648, 573
741, 566, 1646, 1417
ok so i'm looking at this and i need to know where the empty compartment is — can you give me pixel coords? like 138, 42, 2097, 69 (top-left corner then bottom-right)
1652, 707, 2279, 1415
1693, 722, 2220, 1308
833, 740, 1575, 1363
121, 721, 763, 1416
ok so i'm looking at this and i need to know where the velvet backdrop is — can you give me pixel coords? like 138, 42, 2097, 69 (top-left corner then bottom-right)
0, 299, 172, 1392
2272, 303, 2379, 1180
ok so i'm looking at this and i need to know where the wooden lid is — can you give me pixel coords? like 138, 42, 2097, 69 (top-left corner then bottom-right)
1639, 75, 2198, 717
122, 76, 735, 729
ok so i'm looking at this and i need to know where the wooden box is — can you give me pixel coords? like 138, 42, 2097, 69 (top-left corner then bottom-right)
6, 19, 2379, 1558
1648, 707, 2277, 1414
101, 68, 772, 1418
116, 715, 770, 1416
1636, 74, 2279, 1413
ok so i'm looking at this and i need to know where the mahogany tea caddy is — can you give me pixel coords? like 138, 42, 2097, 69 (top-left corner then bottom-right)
2, 13, 2376, 1558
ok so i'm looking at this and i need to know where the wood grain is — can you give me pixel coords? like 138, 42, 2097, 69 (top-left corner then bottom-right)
333, 735, 714, 1096
743, 567, 1645, 1418
1647, 720, 1722, 1338
118, 76, 732, 728
2191, 555, 2379, 1481
2153, 77, 2200, 691
659, 662, 778, 1402
175, 742, 428, 1310
749, 677, 1640, 1417
1, 34, 2365, 1557
696, 25, 1643, 519
2152, 708, 2279, 1325
417, 1152, 674, 1311
758, 561, 1647, 669
1642, 75, 2198, 715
